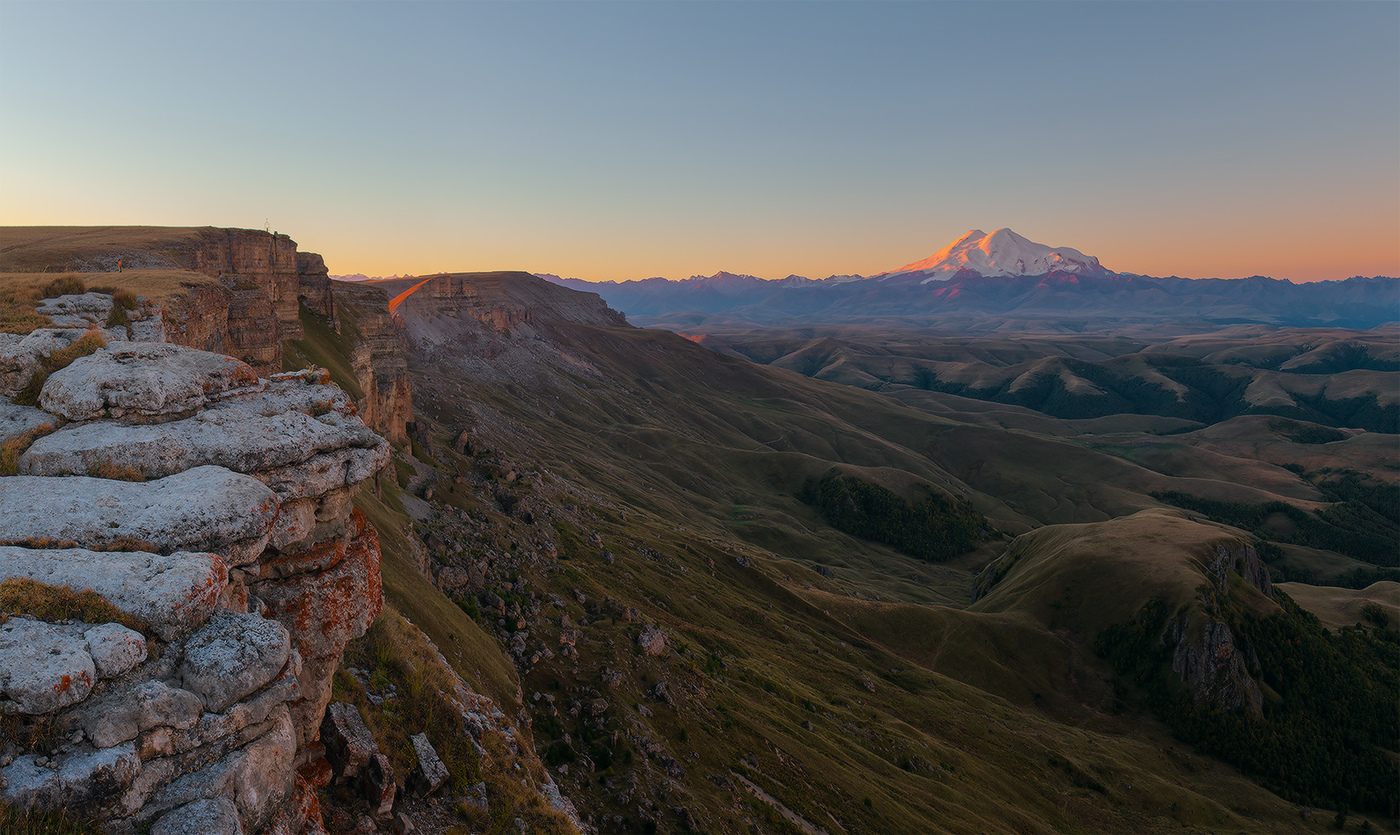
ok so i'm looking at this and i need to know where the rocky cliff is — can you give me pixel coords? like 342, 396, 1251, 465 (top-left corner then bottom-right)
0, 329, 388, 831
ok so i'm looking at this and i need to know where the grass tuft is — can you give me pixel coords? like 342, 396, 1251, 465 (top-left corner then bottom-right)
0, 577, 147, 634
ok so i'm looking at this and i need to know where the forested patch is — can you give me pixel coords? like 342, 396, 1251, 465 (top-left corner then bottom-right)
1096, 595, 1400, 816
799, 471, 988, 562
1153, 471, 1400, 568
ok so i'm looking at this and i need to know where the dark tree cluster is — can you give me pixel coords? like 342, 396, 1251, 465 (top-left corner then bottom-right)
1153, 477, 1399, 568
1096, 595, 1400, 816
799, 471, 988, 562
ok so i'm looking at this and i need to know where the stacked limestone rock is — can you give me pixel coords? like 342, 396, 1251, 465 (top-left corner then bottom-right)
0, 323, 389, 833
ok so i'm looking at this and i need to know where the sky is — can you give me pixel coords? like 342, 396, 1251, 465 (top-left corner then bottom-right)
1, 1, 1397, 283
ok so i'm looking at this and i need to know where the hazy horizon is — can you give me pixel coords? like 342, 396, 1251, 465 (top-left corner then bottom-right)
2, 1, 1396, 283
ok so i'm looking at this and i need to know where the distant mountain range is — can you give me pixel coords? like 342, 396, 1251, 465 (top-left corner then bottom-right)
540, 229, 1398, 329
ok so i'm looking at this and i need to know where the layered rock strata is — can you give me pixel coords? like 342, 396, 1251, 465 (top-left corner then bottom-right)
0, 340, 388, 833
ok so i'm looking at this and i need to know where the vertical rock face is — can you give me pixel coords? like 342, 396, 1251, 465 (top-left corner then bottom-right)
187, 230, 303, 341
341, 284, 413, 445
297, 253, 335, 327
159, 228, 334, 373
0, 337, 387, 833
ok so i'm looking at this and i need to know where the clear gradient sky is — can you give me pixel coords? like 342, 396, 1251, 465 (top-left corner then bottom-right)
1, 1, 1397, 282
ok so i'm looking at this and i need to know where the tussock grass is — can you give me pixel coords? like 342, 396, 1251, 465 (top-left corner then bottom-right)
0, 802, 102, 834
0, 578, 146, 634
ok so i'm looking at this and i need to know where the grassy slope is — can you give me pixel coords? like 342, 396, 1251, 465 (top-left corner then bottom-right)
356, 283, 1354, 832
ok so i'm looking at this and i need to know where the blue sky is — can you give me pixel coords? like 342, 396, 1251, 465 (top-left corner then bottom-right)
1, 1, 1396, 281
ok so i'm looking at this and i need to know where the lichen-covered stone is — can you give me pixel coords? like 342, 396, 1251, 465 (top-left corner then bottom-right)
0, 466, 277, 565
76, 679, 204, 749
0, 395, 55, 445
0, 618, 96, 713
151, 797, 245, 835
147, 704, 297, 832
0, 546, 224, 641
407, 733, 448, 797
256, 511, 383, 745
179, 612, 291, 713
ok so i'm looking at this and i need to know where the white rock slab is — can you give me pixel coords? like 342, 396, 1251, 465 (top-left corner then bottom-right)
39, 343, 264, 421
0, 395, 55, 445
0, 547, 225, 641
77, 679, 204, 749
0, 465, 276, 564
36, 293, 113, 329
20, 409, 386, 491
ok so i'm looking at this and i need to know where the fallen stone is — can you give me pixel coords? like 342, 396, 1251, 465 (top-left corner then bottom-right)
151, 796, 245, 835
0, 618, 96, 713
212, 374, 355, 420
638, 625, 666, 656
321, 701, 378, 781
82, 622, 147, 679
39, 342, 262, 421
361, 752, 396, 815
20, 408, 389, 494
0, 546, 225, 641
0, 741, 140, 813
0, 466, 277, 565
179, 612, 291, 713
407, 733, 449, 797
0, 396, 55, 446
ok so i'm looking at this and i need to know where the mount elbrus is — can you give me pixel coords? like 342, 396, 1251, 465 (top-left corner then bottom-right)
0, 225, 1395, 834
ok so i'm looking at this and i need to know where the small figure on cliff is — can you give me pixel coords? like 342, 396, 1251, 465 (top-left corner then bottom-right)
117, 259, 122, 273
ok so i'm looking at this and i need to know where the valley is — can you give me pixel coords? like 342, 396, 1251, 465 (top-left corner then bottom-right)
0, 227, 1395, 833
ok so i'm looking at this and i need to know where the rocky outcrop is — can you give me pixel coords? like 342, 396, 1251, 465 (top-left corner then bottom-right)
186, 230, 303, 341
1163, 543, 1273, 715
0, 341, 387, 833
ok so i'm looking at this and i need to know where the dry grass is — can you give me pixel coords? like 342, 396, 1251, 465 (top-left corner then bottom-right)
0, 423, 56, 476
0, 577, 146, 634
0, 801, 102, 833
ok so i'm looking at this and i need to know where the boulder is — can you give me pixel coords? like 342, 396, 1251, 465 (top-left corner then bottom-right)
407, 733, 449, 797
178, 612, 292, 713
151, 797, 245, 835
39, 343, 261, 421
0, 466, 277, 565
82, 622, 148, 678
638, 625, 666, 656
0, 328, 89, 397
321, 702, 378, 781
361, 752, 396, 815
0, 546, 225, 641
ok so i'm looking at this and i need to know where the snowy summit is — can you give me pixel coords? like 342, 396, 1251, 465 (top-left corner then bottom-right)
886, 228, 1113, 281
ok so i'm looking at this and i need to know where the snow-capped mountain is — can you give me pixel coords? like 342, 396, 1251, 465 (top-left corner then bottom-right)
885, 228, 1113, 281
